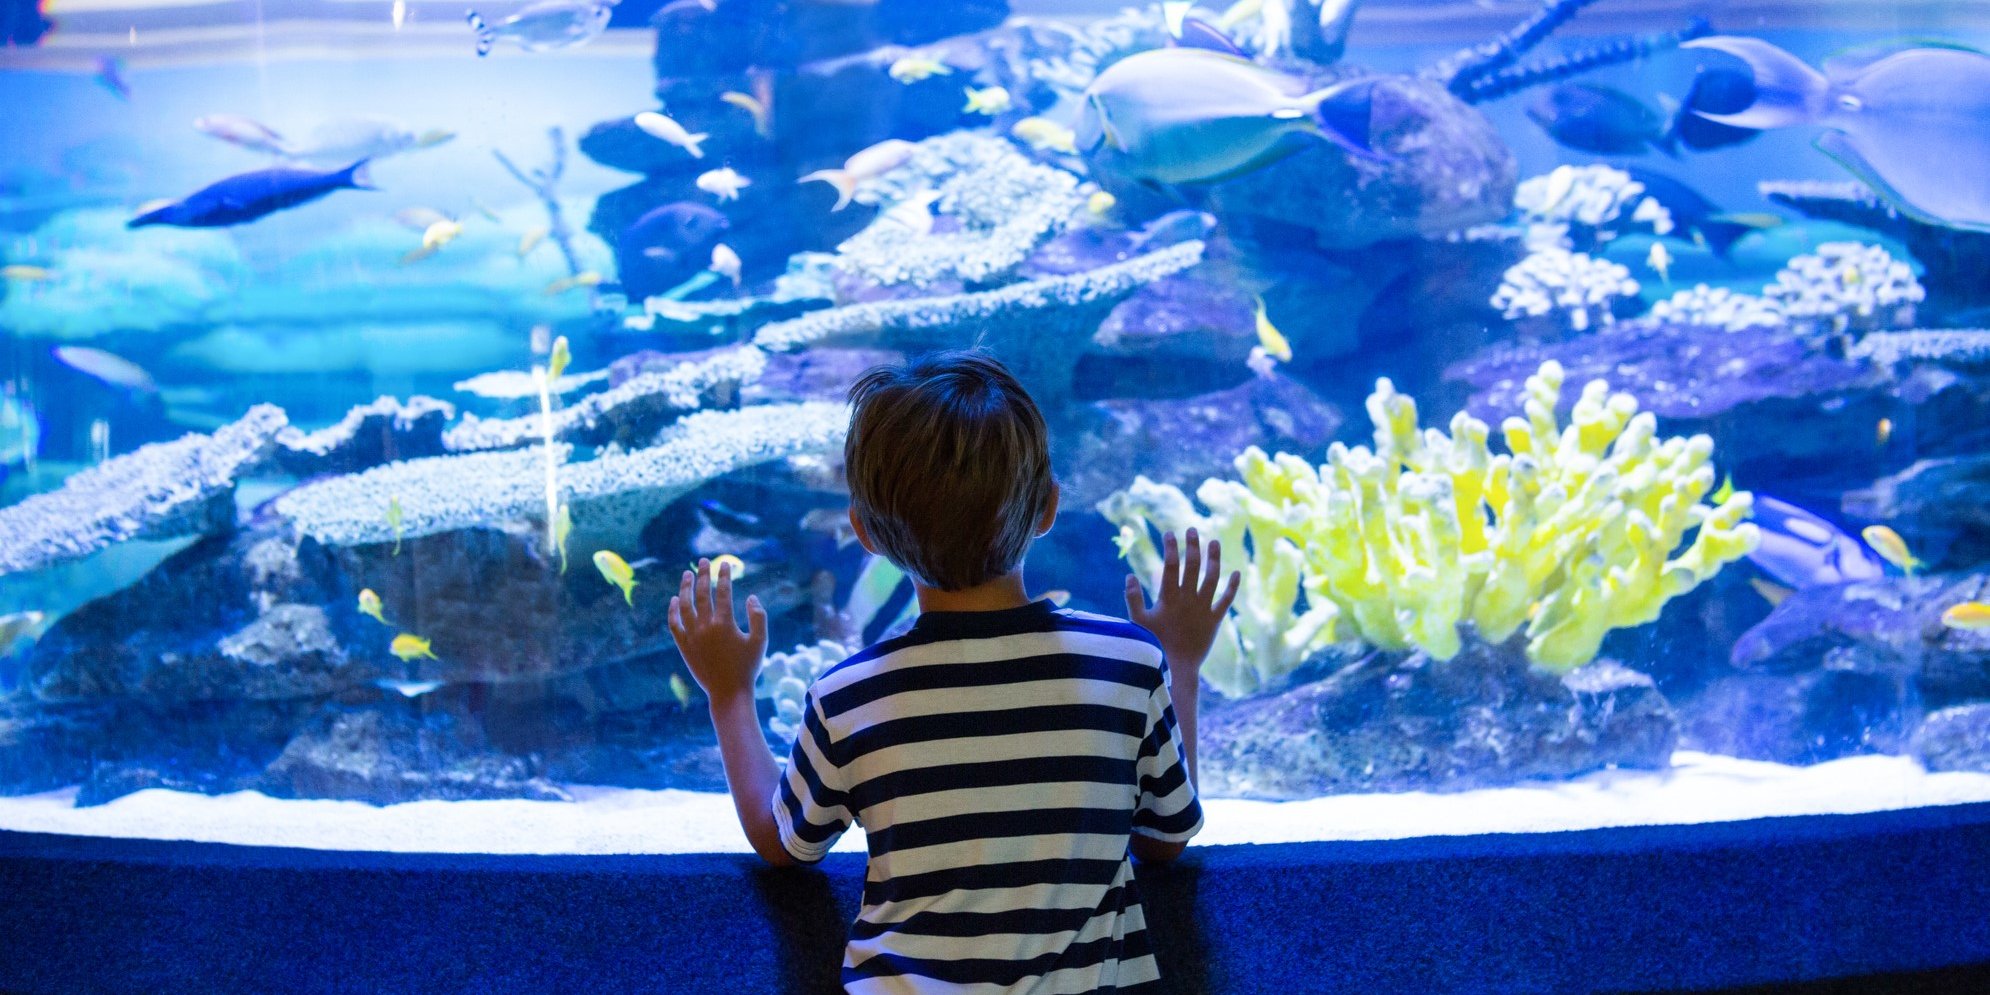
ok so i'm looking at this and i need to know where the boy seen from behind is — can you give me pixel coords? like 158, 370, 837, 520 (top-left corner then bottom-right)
668, 351, 1238, 993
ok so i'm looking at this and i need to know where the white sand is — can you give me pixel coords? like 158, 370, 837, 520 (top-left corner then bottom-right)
2, 751, 1987, 856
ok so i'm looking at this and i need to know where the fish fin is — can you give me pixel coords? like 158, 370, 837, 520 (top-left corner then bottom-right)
799, 169, 855, 211
1822, 38, 1989, 79
1812, 131, 1988, 233
1171, 15, 1248, 57
1300, 77, 1384, 160
1681, 36, 1827, 129
466, 10, 496, 56
342, 159, 377, 191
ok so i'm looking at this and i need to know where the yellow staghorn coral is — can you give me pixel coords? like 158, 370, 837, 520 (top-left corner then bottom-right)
1099, 361, 1759, 698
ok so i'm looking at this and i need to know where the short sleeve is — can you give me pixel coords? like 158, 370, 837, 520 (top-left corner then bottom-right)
770, 689, 855, 864
1132, 667, 1203, 842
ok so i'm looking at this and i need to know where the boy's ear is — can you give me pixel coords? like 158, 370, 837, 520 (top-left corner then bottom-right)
848, 506, 880, 555
1035, 482, 1060, 538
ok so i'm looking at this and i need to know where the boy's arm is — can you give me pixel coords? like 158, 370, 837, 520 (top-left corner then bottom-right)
668, 559, 796, 867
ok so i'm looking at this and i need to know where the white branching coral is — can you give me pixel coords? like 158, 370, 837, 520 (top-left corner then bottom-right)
442, 346, 768, 451
1764, 241, 1924, 336
1491, 248, 1640, 333
1646, 284, 1786, 333
755, 640, 848, 744
1852, 330, 1990, 367
1516, 165, 1667, 232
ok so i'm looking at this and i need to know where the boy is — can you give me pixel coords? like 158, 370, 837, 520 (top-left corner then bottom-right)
668, 351, 1238, 993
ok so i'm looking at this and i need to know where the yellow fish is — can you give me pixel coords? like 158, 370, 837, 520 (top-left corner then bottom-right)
422, 218, 463, 251
1646, 241, 1672, 284
962, 86, 1012, 116
386, 495, 405, 555
719, 91, 772, 138
544, 271, 603, 295
1861, 525, 1920, 575
548, 335, 572, 384
703, 553, 747, 579
1712, 473, 1736, 505
1843, 266, 1863, 287
390, 633, 438, 662
554, 502, 573, 574
670, 673, 696, 709
1749, 578, 1793, 607
357, 588, 388, 625
1, 265, 54, 283
594, 550, 639, 606
518, 226, 549, 258
1876, 417, 1892, 448
888, 56, 952, 84
1941, 602, 1990, 631
1253, 296, 1292, 363
1087, 191, 1116, 215
1010, 117, 1077, 154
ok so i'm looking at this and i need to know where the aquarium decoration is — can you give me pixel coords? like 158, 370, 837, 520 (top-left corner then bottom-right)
1491, 247, 1641, 334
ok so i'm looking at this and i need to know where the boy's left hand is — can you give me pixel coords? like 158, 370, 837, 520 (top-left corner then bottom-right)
667, 558, 768, 706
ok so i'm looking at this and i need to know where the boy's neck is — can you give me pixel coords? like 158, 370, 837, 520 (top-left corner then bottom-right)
914, 570, 1035, 615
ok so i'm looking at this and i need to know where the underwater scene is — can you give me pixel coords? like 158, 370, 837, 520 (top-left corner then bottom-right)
2, 0, 1990, 851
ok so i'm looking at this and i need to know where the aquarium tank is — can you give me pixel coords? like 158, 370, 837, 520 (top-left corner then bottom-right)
2, 0, 1989, 854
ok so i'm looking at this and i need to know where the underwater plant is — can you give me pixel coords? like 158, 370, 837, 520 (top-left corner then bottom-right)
1101, 361, 1759, 698
1491, 247, 1640, 334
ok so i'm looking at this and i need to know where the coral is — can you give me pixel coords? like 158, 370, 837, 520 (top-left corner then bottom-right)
273, 395, 456, 476
755, 639, 848, 744
442, 346, 769, 451
1760, 179, 1990, 317
832, 132, 1087, 289
1645, 284, 1786, 334
1514, 165, 1671, 242
1491, 247, 1640, 333
1763, 242, 1924, 336
1455, 19, 1711, 104
1101, 362, 1758, 697
0, 405, 288, 577
1851, 330, 1990, 367
1430, 0, 1607, 91
492, 127, 587, 281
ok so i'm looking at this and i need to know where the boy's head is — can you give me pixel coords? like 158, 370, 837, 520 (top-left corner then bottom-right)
845, 351, 1056, 591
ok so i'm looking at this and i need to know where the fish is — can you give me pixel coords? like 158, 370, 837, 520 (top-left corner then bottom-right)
593, 549, 639, 605
1, 265, 53, 282
1252, 296, 1292, 363
281, 117, 440, 164
1665, 65, 1763, 152
1165, 3, 1248, 57
1712, 473, 1736, 505
544, 271, 604, 295
1011, 117, 1079, 155
709, 242, 742, 286
466, 0, 615, 56
358, 589, 388, 625
193, 114, 291, 156
1683, 36, 1990, 232
554, 502, 573, 573
888, 56, 953, 84
669, 673, 696, 708
1746, 495, 1885, 589
389, 633, 438, 662
1527, 83, 1677, 156
881, 190, 943, 235
799, 138, 918, 211
1750, 578, 1794, 607
375, 678, 443, 698
1876, 417, 1893, 448
386, 495, 404, 555
695, 167, 751, 202
94, 57, 131, 101
706, 553, 748, 579
128, 161, 373, 229
1087, 191, 1116, 214
963, 86, 1012, 116
616, 201, 730, 299
394, 207, 451, 230
0, 611, 46, 655
1647, 241, 1673, 284
634, 111, 708, 159
518, 226, 550, 257
1076, 47, 1377, 188
720, 91, 772, 138
421, 218, 464, 250
1942, 602, 1990, 631
1861, 524, 1921, 575
54, 346, 156, 394
548, 335, 572, 383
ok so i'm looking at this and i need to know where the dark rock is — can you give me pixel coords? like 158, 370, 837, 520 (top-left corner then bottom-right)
1845, 456, 1990, 566
263, 702, 569, 805
744, 347, 903, 405
1730, 572, 1990, 707
1679, 671, 1918, 766
0, 694, 320, 804
272, 395, 454, 477
1199, 639, 1677, 799
1914, 703, 1990, 773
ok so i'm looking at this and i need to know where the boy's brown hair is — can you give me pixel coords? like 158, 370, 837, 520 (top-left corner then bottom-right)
845, 351, 1054, 591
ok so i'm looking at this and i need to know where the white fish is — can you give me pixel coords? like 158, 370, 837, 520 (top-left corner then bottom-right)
1647, 241, 1673, 283
634, 111, 708, 158
708, 242, 742, 285
695, 166, 751, 201
54, 346, 156, 394
283, 117, 435, 164
193, 114, 290, 156
963, 85, 1012, 116
466, 0, 616, 56
374, 678, 444, 698
881, 190, 943, 235
798, 138, 917, 211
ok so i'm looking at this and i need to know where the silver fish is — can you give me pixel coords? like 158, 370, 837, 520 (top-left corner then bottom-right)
54, 346, 157, 394
467, 0, 616, 56
1684, 36, 1990, 231
1077, 47, 1376, 187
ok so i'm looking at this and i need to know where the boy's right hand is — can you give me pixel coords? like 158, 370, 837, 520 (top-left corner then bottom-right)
1124, 528, 1240, 686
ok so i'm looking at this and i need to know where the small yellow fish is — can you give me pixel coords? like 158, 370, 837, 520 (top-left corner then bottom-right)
1876, 417, 1893, 448
422, 218, 463, 250
705, 553, 747, 579
1712, 473, 1736, 505
1647, 241, 1672, 284
518, 226, 549, 258
1, 265, 54, 283
554, 502, 573, 574
1010, 116, 1077, 154
888, 56, 952, 84
386, 495, 405, 555
709, 243, 742, 286
1087, 191, 1116, 215
594, 549, 639, 606
669, 673, 696, 709
1861, 525, 1920, 575
390, 633, 438, 662
1843, 266, 1863, 287
548, 335, 572, 384
719, 91, 772, 138
1750, 578, 1793, 607
544, 271, 604, 295
1253, 296, 1292, 363
1941, 602, 1990, 631
358, 588, 388, 625
963, 85, 1012, 116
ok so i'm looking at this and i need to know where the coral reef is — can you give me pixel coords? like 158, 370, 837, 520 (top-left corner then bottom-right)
1491, 247, 1640, 334
1103, 362, 1757, 697
1514, 165, 1670, 239
442, 346, 769, 452
1763, 242, 1924, 337
1761, 179, 1990, 312
1645, 285, 1786, 334
273, 396, 456, 476
755, 639, 848, 744
1851, 330, 1990, 368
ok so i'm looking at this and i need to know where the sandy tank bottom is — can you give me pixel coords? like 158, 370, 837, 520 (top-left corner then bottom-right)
0, 751, 1986, 856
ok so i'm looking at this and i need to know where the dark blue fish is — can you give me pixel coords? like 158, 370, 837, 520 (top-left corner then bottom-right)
615, 201, 730, 299
1665, 65, 1760, 152
1527, 83, 1677, 157
1621, 168, 1762, 257
128, 161, 373, 229
1747, 495, 1885, 589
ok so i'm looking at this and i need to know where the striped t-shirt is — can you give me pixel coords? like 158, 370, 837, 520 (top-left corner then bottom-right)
772, 599, 1203, 994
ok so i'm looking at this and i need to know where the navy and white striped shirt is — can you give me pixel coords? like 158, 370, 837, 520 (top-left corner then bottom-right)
772, 600, 1203, 994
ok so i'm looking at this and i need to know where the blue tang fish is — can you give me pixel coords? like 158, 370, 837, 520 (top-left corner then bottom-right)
1527, 83, 1677, 156
1746, 495, 1885, 589
127, 160, 373, 229
1684, 36, 1990, 231
1665, 65, 1761, 152
1076, 47, 1377, 188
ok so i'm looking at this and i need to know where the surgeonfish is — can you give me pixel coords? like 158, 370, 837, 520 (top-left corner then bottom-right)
193, 114, 291, 156
1646, 241, 1673, 284
127, 161, 373, 228
548, 335, 572, 383
358, 589, 388, 625
634, 112, 708, 158
695, 167, 751, 202
799, 139, 918, 211
1746, 495, 1885, 589
466, 0, 615, 56
888, 56, 952, 84
54, 346, 157, 394
709, 243, 742, 286
1076, 47, 1377, 187
390, 633, 439, 662
1683, 36, 1990, 231
1252, 297, 1292, 363
94, 56, 131, 101
1010, 117, 1079, 154
1861, 525, 1921, 575
386, 495, 405, 555
1527, 83, 1677, 156
963, 86, 1012, 116
1, 265, 53, 283
594, 550, 639, 606
720, 91, 773, 138
1942, 602, 1990, 632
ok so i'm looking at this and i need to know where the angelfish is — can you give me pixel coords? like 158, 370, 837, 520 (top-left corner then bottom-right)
1682, 36, 1990, 231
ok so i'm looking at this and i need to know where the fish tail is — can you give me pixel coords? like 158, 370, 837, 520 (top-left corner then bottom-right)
685, 133, 709, 159
1302, 78, 1385, 160
125, 206, 168, 229
341, 159, 377, 191
622, 579, 637, 606
799, 169, 856, 211
1680, 36, 1827, 129
466, 9, 496, 57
